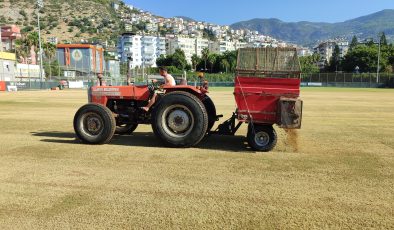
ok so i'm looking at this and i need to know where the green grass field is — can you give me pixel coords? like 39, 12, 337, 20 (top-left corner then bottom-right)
0, 88, 393, 229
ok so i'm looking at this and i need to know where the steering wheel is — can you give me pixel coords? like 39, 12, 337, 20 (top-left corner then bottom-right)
148, 80, 163, 92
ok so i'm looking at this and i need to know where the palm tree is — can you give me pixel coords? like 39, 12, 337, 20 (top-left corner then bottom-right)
43, 42, 56, 61
15, 38, 29, 64
207, 53, 217, 73
191, 54, 200, 71
43, 42, 57, 79
201, 47, 209, 71
220, 58, 230, 73
26, 32, 40, 64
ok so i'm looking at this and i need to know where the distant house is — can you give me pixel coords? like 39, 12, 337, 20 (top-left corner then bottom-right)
0, 25, 22, 51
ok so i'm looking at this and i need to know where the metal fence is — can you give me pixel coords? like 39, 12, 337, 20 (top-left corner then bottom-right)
300, 73, 394, 88
1, 65, 394, 90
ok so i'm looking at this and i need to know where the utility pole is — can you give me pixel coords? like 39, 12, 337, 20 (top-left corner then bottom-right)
37, 0, 44, 89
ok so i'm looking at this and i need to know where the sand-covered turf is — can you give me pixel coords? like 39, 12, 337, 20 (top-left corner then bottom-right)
0, 88, 393, 229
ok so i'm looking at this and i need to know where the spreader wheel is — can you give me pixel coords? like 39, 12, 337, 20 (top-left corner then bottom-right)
152, 91, 208, 147
73, 103, 116, 144
247, 124, 277, 152
115, 123, 138, 135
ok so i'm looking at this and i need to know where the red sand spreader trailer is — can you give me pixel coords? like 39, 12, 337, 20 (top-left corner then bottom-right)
74, 47, 303, 151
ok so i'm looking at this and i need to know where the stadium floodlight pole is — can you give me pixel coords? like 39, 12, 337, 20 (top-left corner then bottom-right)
37, 0, 44, 89
377, 35, 381, 83
0, 25, 3, 52
141, 31, 149, 81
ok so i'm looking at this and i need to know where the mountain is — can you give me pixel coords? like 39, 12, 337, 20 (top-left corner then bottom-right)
231, 10, 394, 45
0, 0, 124, 45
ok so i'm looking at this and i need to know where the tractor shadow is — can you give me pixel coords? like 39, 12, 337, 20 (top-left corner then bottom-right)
31, 131, 248, 152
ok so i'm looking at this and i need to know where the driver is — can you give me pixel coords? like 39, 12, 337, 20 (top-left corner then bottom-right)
141, 67, 175, 112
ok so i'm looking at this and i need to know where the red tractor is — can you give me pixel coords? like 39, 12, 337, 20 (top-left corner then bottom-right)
74, 47, 303, 151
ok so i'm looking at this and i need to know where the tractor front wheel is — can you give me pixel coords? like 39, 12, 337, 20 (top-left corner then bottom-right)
115, 123, 138, 135
73, 103, 116, 144
247, 124, 277, 152
152, 91, 208, 147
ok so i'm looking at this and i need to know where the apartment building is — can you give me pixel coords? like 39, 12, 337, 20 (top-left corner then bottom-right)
208, 39, 251, 54
141, 36, 158, 67
314, 40, 349, 69
210, 40, 236, 54
167, 37, 196, 64
117, 33, 142, 68
195, 38, 210, 56
117, 33, 166, 68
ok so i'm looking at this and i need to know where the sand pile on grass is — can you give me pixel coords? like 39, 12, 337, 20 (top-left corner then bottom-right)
284, 129, 299, 152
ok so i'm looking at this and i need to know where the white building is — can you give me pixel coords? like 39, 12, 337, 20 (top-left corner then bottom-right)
141, 36, 157, 67
157, 37, 166, 57
118, 33, 142, 68
195, 38, 209, 57
209, 40, 250, 54
234, 41, 248, 50
314, 40, 349, 69
117, 33, 166, 68
167, 37, 196, 64
210, 40, 236, 54
297, 47, 313, 57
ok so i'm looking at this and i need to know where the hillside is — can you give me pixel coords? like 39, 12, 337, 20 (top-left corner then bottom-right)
0, 0, 124, 45
231, 10, 394, 45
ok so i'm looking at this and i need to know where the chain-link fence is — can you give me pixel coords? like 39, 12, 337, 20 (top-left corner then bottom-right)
1, 60, 394, 90
300, 73, 393, 88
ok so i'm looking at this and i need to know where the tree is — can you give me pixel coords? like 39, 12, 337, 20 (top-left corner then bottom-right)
15, 38, 29, 63
207, 53, 218, 73
326, 45, 342, 72
222, 51, 237, 72
42, 42, 57, 78
172, 49, 188, 70
155, 49, 188, 71
201, 47, 210, 71
43, 42, 56, 61
26, 32, 41, 64
44, 60, 61, 79
219, 58, 230, 73
349, 36, 358, 50
202, 29, 216, 41
342, 44, 383, 73
380, 32, 388, 46
299, 53, 320, 73
156, 54, 170, 67
191, 54, 200, 71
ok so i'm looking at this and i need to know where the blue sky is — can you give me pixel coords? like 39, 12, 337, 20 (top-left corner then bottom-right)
125, 0, 394, 25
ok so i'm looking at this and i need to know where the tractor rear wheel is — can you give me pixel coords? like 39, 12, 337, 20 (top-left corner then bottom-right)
73, 103, 116, 144
247, 124, 277, 152
152, 91, 208, 147
202, 95, 217, 132
115, 123, 138, 135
